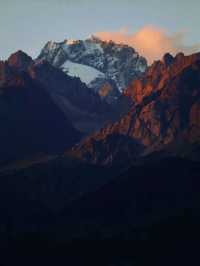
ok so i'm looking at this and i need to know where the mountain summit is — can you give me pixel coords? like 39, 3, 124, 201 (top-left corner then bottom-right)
38, 36, 147, 103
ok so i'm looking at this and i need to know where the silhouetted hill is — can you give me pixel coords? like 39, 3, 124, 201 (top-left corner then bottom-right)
0, 59, 81, 163
0, 157, 199, 266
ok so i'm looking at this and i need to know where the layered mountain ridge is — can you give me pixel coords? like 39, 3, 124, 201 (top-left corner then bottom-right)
1, 40, 200, 263
2, 48, 200, 167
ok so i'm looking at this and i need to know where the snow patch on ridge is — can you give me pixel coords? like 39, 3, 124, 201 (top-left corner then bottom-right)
61, 60, 105, 84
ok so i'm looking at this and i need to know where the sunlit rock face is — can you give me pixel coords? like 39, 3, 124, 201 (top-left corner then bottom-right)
71, 52, 200, 166
125, 52, 200, 103
38, 36, 147, 103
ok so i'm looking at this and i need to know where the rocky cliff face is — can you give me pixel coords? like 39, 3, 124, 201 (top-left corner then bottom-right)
38, 36, 147, 103
70, 52, 200, 166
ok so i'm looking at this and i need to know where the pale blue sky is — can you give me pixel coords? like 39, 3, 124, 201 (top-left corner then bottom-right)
0, 0, 199, 59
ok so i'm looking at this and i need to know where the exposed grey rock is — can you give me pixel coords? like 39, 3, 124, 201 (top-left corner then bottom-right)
38, 36, 147, 102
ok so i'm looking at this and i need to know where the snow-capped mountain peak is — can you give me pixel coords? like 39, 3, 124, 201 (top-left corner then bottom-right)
38, 36, 147, 102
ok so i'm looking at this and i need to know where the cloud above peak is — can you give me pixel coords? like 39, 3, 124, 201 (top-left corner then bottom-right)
96, 26, 200, 64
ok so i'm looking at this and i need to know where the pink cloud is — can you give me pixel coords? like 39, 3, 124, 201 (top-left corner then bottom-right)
96, 26, 200, 64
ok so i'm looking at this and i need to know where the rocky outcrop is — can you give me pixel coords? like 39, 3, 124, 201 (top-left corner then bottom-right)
7, 50, 33, 71
71, 52, 200, 165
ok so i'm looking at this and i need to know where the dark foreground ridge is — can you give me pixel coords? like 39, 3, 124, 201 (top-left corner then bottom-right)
0, 157, 199, 265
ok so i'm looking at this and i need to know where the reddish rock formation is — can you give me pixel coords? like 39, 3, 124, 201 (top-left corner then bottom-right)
71, 52, 200, 165
7, 50, 33, 71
